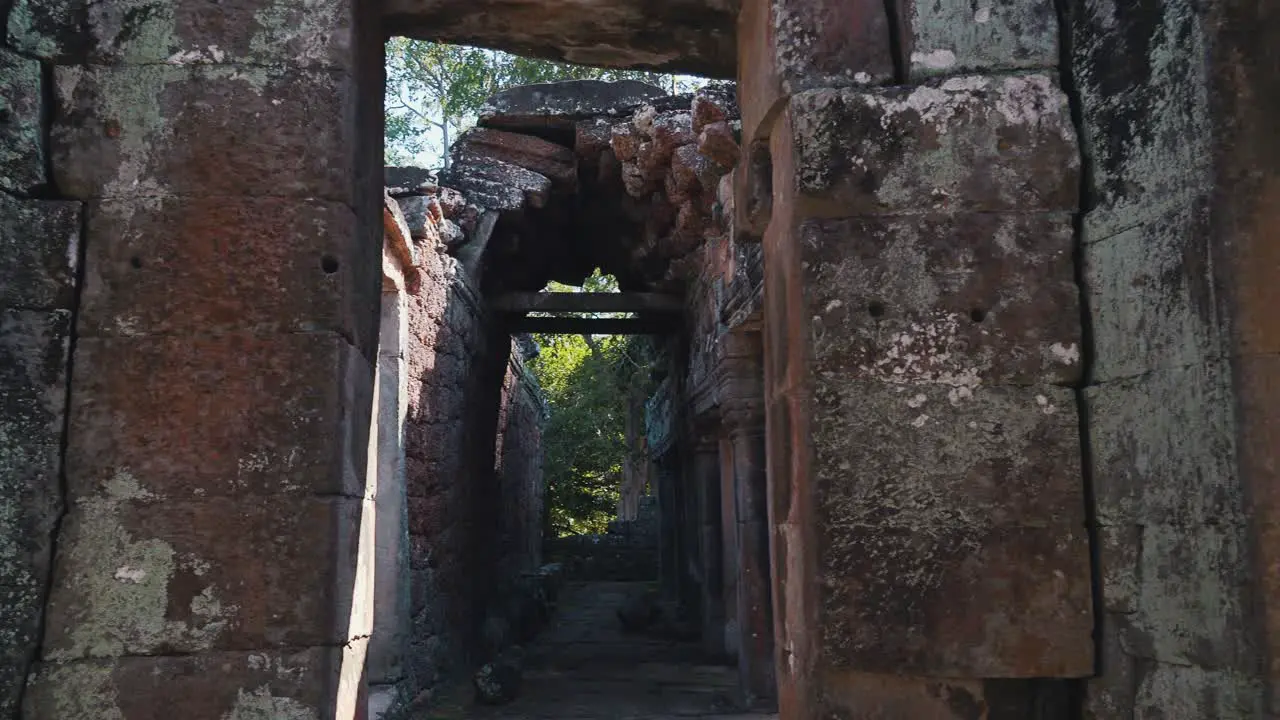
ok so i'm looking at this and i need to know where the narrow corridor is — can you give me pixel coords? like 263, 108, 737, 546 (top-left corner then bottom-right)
443, 581, 778, 720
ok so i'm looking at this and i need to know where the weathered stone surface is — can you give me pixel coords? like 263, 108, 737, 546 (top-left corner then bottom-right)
439, 173, 525, 212
1132, 664, 1264, 719
23, 648, 342, 719
1086, 362, 1240, 527
0, 310, 70, 716
43, 495, 361, 658
903, 0, 1059, 79
1125, 523, 1253, 669
67, 334, 373, 500
611, 124, 642, 163
7, 0, 351, 66
791, 76, 1079, 213
737, 0, 894, 143
458, 127, 577, 188
0, 196, 81, 310
1084, 203, 1220, 382
79, 197, 377, 345
53, 65, 356, 201
397, 194, 437, 241
386, 166, 437, 195
1083, 614, 1137, 719
478, 80, 667, 132
802, 215, 1081, 386
1073, 0, 1211, 244
698, 120, 740, 168
818, 522, 1093, 677
446, 153, 553, 209
0, 48, 47, 192
815, 382, 1084, 529
819, 671, 998, 717
385, 0, 736, 77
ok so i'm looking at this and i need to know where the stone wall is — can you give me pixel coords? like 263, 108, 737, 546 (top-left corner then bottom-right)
739, 0, 1095, 715
494, 355, 546, 585
393, 177, 545, 703
0, 133, 79, 715
1073, 0, 1268, 715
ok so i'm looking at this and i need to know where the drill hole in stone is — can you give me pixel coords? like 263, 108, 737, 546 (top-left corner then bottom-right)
970, 308, 987, 323
868, 302, 886, 319
321, 255, 340, 274
129, 256, 143, 270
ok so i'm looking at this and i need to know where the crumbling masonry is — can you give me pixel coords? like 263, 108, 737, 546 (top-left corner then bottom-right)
1, 0, 1279, 717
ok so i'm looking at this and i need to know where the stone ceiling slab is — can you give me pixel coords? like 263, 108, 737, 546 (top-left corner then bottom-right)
383, 0, 738, 78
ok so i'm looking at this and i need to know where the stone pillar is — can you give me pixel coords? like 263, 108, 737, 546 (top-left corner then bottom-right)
655, 451, 682, 601
694, 434, 726, 657
718, 330, 775, 705
717, 436, 740, 660
369, 290, 411, 687
737, 0, 1093, 716
18, 1, 386, 716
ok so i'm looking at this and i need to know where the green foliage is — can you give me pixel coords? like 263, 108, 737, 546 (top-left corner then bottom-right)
526, 272, 659, 537
385, 39, 706, 168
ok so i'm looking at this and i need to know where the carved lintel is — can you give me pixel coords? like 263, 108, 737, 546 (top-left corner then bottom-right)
716, 329, 765, 431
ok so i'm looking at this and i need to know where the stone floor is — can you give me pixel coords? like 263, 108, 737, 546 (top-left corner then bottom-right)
413, 581, 778, 720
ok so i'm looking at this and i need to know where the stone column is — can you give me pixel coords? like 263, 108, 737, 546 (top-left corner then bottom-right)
369, 290, 411, 688
694, 433, 726, 657
737, 0, 1093, 716
18, 1, 386, 716
655, 451, 682, 601
718, 330, 774, 704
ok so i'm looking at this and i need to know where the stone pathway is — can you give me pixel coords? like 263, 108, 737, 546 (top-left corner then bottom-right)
444, 581, 778, 720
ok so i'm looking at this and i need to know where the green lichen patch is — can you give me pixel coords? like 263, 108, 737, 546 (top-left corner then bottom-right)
0, 47, 47, 193
45, 470, 235, 659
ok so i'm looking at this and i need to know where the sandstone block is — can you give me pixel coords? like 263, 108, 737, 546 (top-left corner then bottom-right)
80, 197, 377, 347
698, 120, 740, 169
0, 196, 81, 310
23, 648, 341, 719
67, 334, 373, 500
386, 166, 437, 195
458, 127, 577, 188
737, 0, 894, 142
53, 65, 356, 201
691, 93, 727, 133
0, 48, 46, 192
1133, 663, 1264, 718
442, 153, 552, 209
1083, 613, 1138, 719
611, 123, 642, 163
574, 118, 612, 159
1084, 204, 1220, 382
802, 215, 1081, 386
790, 76, 1079, 213
1072, 0, 1211, 243
1085, 362, 1239, 526
814, 382, 1084, 529
818, 522, 1093, 676
903, 0, 1059, 79
396, 195, 437, 241
42, 496, 362, 658
479, 80, 667, 132
670, 144, 710, 196
0, 310, 71, 715
8, 0, 352, 67
1128, 523, 1253, 669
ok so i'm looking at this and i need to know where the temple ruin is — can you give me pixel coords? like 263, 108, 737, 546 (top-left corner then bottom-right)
2, 0, 1279, 717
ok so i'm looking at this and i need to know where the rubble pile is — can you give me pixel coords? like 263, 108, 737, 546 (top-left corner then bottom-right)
386, 79, 741, 294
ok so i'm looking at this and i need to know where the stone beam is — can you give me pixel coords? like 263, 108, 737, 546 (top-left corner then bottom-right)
382, 0, 738, 78
502, 315, 679, 335
491, 292, 683, 314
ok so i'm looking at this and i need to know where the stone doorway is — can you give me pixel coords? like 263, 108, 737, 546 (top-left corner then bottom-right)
3, 0, 1279, 718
